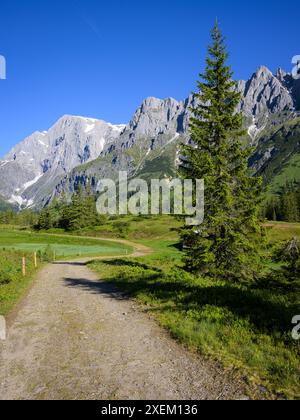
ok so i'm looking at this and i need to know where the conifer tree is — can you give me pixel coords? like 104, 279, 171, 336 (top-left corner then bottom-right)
62, 185, 98, 231
36, 208, 53, 230
66, 187, 86, 231
281, 191, 299, 222
180, 22, 262, 281
81, 184, 99, 228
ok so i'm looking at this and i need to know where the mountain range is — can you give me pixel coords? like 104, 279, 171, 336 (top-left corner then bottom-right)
1, 65, 300, 209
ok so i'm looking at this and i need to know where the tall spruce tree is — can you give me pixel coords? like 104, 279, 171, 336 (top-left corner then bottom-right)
282, 192, 299, 222
62, 185, 98, 231
180, 22, 262, 281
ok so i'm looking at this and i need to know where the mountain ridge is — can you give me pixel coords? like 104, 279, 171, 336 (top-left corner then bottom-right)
1, 64, 299, 209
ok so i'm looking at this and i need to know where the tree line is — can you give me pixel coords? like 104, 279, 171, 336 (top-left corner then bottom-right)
35, 187, 105, 231
0, 208, 38, 226
0, 188, 104, 232
263, 184, 300, 223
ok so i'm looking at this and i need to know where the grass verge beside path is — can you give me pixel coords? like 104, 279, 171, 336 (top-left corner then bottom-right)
0, 229, 134, 316
0, 228, 132, 259
0, 250, 39, 316
88, 219, 300, 400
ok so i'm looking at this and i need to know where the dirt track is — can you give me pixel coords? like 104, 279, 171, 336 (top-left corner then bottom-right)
0, 240, 248, 400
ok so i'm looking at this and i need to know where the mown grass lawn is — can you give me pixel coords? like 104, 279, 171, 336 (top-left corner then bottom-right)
0, 228, 132, 258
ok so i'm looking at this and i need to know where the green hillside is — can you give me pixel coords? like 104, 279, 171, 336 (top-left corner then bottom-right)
268, 153, 300, 195
251, 116, 300, 194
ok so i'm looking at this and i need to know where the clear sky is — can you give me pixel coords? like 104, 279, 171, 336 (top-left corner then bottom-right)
0, 0, 299, 156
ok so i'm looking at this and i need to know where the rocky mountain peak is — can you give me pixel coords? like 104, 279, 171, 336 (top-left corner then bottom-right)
128, 96, 184, 135
276, 67, 288, 83
254, 65, 274, 80
0, 115, 123, 206
1, 61, 299, 209
238, 65, 294, 122
100, 97, 185, 155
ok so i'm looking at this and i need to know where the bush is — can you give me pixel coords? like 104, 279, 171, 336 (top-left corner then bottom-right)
37, 244, 54, 262
113, 221, 130, 238
0, 271, 12, 285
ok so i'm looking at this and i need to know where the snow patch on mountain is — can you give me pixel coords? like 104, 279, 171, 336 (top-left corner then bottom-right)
8, 173, 43, 207
248, 118, 267, 142
23, 173, 43, 190
84, 123, 96, 133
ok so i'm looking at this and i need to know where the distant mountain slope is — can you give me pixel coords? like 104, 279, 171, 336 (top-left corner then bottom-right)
0, 116, 124, 207
52, 66, 300, 205
0, 195, 15, 211
0, 64, 299, 209
250, 115, 300, 194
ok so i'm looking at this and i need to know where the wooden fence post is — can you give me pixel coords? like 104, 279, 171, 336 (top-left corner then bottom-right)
22, 257, 26, 277
34, 252, 37, 268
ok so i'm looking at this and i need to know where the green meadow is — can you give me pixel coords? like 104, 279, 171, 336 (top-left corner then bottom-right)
0, 249, 37, 316
1, 218, 299, 398
0, 228, 132, 258
0, 227, 132, 316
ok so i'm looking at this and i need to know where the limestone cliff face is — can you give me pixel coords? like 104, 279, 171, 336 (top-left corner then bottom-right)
0, 116, 124, 206
1, 64, 299, 208
238, 66, 294, 120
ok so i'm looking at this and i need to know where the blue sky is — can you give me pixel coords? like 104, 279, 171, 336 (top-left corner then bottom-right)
0, 0, 299, 156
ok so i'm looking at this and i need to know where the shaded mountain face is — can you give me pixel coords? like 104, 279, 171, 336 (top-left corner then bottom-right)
1, 65, 299, 208
290, 77, 300, 110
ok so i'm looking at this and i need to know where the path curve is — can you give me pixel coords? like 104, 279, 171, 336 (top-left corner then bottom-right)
40, 232, 154, 260
0, 240, 247, 400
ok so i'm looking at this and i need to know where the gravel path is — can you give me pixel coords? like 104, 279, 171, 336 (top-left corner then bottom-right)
0, 242, 248, 400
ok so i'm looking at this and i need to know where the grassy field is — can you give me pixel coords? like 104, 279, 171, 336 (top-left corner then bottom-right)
0, 228, 132, 316
74, 215, 182, 241
88, 216, 300, 399
0, 228, 132, 258
0, 249, 38, 316
264, 222, 300, 243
